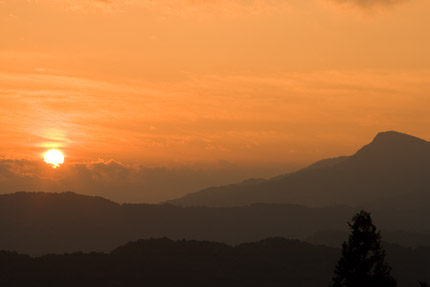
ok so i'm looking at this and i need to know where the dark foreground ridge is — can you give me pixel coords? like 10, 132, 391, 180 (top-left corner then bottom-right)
1, 237, 429, 287
166, 131, 430, 207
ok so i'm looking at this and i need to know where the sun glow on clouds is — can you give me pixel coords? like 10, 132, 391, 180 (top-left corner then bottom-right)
44, 149, 65, 168
1, 69, 430, 167
0, 0, 428, 203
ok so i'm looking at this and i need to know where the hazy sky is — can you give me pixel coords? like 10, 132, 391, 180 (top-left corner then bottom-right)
1, 0, 429, 202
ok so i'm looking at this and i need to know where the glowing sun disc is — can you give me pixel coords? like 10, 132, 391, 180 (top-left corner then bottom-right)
44, 149, 65, 168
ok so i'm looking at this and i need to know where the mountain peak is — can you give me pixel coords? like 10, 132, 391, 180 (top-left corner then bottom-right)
372, 131, 427, 144
352, 131, 430, 161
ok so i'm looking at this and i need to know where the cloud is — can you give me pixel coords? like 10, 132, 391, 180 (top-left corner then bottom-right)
28, 0, 291, 15
0, 157, 285, 203
329, 0, 410, 8
31, 0, 411, 13
28, 0, 130, 12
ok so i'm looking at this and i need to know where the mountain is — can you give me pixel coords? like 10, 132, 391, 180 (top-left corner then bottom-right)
0, 192, 348, 255
1, 237, 429, 287
2, 191, 430, 255
166, 131, 430, 208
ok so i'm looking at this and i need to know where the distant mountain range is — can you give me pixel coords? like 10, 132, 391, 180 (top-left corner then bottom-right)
1, 237, 429, 287
166, 131, 430, 208
2, 191, 430, 255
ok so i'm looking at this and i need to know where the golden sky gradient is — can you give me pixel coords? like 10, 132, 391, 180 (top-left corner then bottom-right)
1, 0, 430, 202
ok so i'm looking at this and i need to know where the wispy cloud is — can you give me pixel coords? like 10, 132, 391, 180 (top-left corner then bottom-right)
29, 0, 412, 13
27, 0, 291, 15
329, 0, 411, 9
2, 68, 430, 167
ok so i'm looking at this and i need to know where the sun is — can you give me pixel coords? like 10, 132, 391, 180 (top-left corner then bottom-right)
44, 149, 65, 168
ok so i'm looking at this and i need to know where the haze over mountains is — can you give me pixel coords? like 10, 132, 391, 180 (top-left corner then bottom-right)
167, 131, 430, 208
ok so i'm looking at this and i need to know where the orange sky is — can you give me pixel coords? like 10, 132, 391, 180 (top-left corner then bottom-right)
1, 0, 430, 202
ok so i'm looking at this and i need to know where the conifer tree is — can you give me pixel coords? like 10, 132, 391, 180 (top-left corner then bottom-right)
331, 210, 396, 287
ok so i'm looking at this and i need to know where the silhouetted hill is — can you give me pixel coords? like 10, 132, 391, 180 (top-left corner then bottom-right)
1, 238, 429, 287
2, 192, 430, 255
166, 131, 430, 208
306, 229, 430, 249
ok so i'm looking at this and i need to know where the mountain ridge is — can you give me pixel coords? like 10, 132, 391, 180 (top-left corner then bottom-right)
166, 131, 430, 207
2, 191, 430, 255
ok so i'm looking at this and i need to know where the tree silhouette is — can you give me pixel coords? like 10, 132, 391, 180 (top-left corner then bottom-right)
331, 210, 396, 287
419, 282, 430, 287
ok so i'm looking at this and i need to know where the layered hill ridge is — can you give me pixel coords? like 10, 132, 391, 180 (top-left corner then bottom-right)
1, 237, 430, 287
166, 131, 430, 207
3, 191, 430, 255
